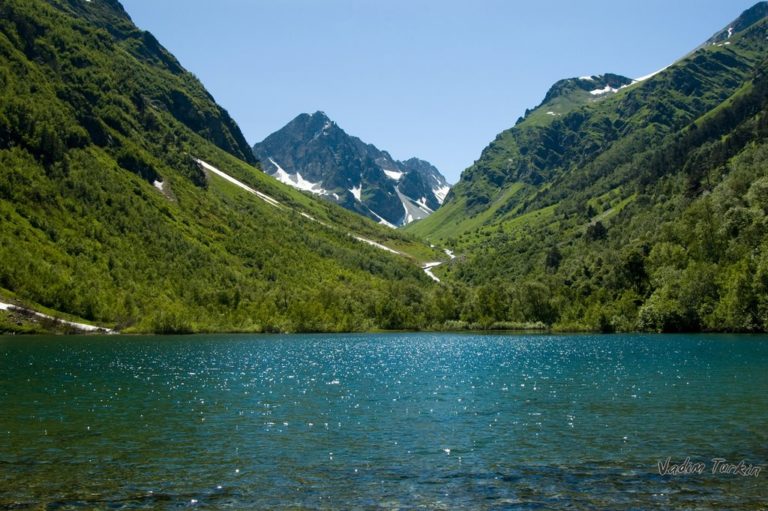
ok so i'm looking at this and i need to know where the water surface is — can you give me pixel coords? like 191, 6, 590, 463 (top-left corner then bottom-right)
0, 333, 766, 509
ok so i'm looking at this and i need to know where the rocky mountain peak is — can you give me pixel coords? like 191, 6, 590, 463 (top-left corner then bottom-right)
253, 113, 450, 227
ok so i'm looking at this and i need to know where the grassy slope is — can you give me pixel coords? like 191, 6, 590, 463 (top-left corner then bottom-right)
0, 0, 444, 334
410, 20, 768, 246
411, 6, 768, 332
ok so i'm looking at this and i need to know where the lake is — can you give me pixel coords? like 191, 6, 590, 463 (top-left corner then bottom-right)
0, 333, 766, 509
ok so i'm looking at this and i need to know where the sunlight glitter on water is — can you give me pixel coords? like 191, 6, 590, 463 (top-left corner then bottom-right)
0, 333, 767, 509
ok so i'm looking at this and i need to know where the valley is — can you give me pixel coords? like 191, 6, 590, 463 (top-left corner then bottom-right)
2, 0, 768, 334
3, 4, 767, 509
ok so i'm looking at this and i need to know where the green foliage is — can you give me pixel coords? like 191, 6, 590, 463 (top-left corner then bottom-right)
0, 0, 453, 334
412, 16, 768, 245
5, 0, 768, 335
411, 10, 768, 333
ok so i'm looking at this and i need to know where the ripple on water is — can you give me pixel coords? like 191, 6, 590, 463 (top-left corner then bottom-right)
0, 333, 766, 509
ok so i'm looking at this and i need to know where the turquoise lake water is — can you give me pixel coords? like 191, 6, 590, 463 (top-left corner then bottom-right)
0, 333, 766, 509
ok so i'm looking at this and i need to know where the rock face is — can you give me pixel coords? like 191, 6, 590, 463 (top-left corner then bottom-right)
253, 112, 450, 227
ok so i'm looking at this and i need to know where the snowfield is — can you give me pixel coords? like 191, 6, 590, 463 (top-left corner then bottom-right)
395, 189, 432, 225
634, 64, 671, 83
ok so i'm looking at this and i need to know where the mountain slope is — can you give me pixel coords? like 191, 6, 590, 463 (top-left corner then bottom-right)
0, 0, 447, 334
410, 3, 768, 243
253, 112, 450, 227
408, 2, 768, 333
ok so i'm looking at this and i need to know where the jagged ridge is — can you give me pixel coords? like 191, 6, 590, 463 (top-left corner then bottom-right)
253, 112, 450, 227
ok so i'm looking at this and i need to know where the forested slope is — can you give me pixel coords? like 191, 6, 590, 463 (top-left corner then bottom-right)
0, 0, 445, 333
408, 2, 768, 332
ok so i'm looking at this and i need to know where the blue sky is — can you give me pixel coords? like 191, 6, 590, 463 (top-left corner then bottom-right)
121, 0, 758, 183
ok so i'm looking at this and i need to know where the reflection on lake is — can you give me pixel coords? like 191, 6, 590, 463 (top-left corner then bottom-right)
1, 333, 766, 509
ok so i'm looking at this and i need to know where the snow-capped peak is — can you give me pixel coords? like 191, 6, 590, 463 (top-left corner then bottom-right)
253, 112, 449, 227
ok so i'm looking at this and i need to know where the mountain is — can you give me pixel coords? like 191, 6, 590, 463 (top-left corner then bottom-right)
518, 73, 635, 129
0, 0, 449, 334
253, 112, 450, 227
6, 0, 768, 336
408, 2, 768, 333
411, 1, 768, 239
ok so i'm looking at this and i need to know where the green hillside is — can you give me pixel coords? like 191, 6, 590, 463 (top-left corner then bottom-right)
5, 0, 768, 335
409, 2, 768, 332
0, 0, 447, 334
409, 5, 768, 244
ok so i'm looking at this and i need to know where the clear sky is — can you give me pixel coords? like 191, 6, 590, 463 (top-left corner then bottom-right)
121, 0, 758, 183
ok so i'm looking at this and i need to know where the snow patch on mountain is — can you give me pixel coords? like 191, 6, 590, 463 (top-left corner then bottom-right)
0, 300, 113, 333
433, 185, 451, 204
590, 85, 618, 96
370, 210, 397, 229
197, 159, 281, 208
269, 158, 327, 195
350, 184, 362, 202
416, 197, 434, 212
634, 64, 671, 83
353, 236, 401, 255
310, 119, 335, 142
383, 169, 404, 181
395, 189, 431, 225
422, 262, 442, 283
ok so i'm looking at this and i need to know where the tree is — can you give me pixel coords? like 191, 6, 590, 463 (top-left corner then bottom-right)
586, 221, 607, 241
